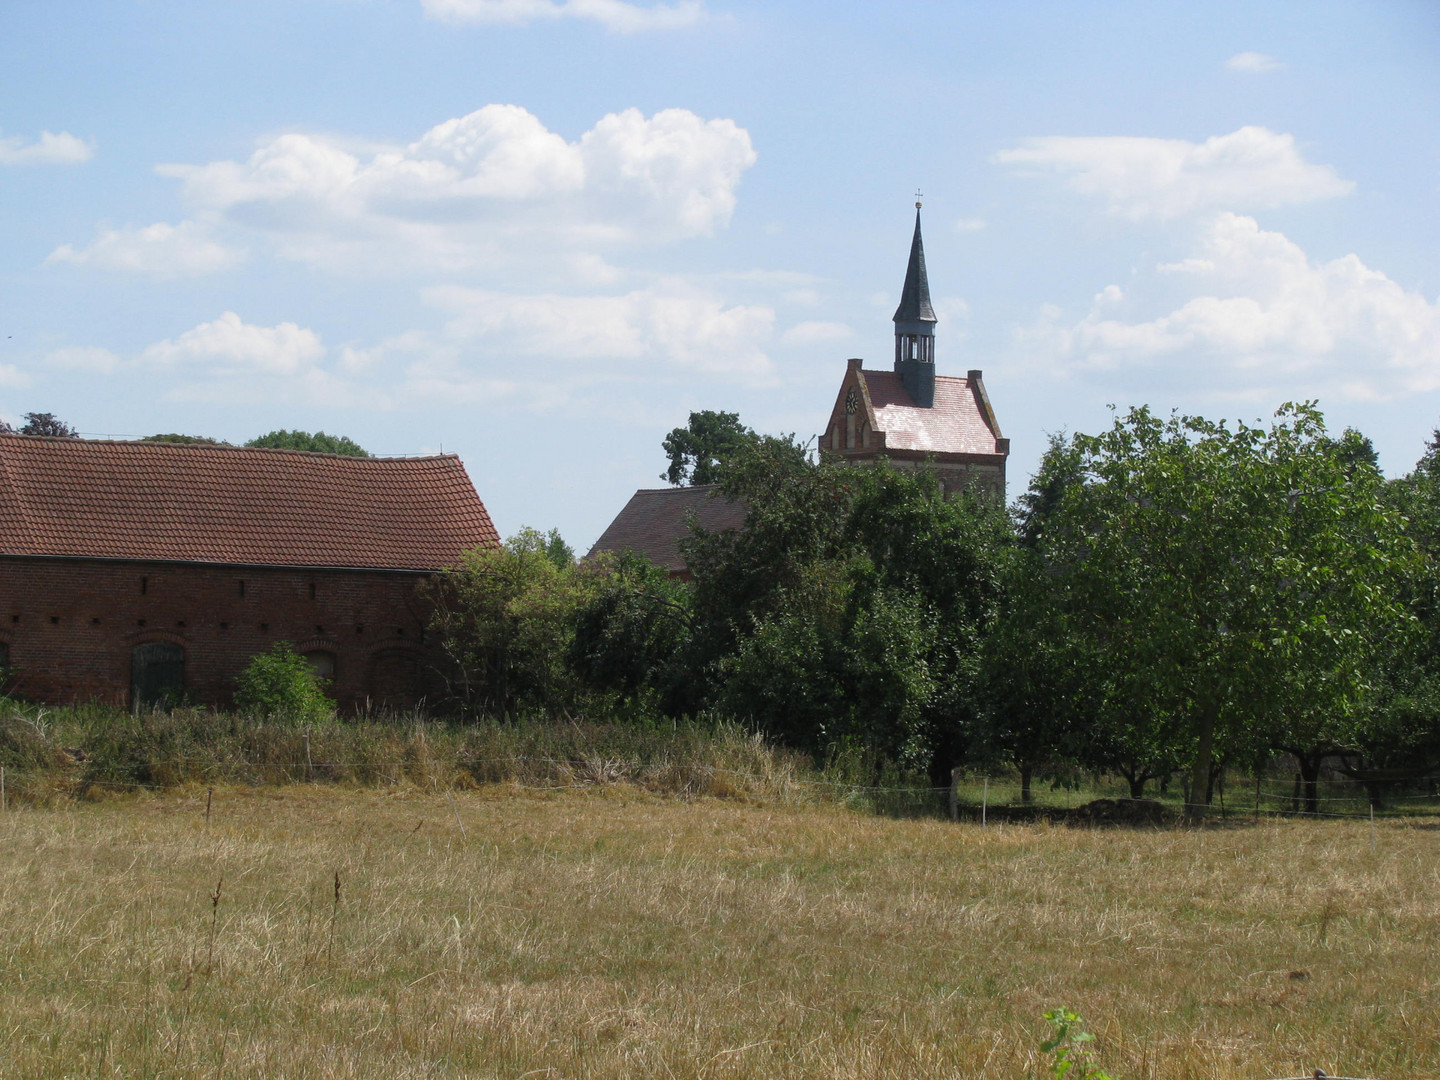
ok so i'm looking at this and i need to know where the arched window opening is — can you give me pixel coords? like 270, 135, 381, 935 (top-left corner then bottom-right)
131, 642, 184, 710
304, 650, 337, 682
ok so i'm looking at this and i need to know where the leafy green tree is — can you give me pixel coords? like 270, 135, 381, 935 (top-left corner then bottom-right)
234, 641, 335, 724
1366, 429, 1440, 784
246, 429, 371, 457
426, 528, 601, 717
683, 439, 1005, 778
661, 410, 759, 486
569, 551, 692, 714
143, 433, 231, 446
1043, 404, 1412, 822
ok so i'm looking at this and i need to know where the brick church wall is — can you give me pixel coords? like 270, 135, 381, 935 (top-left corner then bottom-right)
0, 556, 447, 711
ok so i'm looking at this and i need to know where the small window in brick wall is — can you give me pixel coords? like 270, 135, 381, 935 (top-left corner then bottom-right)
305, 650, 337, 682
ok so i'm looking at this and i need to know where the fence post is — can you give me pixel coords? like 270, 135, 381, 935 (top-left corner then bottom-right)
949, 767, 960, 823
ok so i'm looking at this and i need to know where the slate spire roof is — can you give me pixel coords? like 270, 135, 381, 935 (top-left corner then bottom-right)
0, 435, 498, 570
892, 208, 937, 325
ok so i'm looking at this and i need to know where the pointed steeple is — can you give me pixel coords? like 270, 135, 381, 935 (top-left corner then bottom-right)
893, 202, 937, 407
892, 209, 937, 324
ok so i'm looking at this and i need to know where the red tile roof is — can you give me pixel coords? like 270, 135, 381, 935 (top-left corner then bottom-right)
588, 485, 747, 573
862, 370, 1000, 456
0, 436, 498, 570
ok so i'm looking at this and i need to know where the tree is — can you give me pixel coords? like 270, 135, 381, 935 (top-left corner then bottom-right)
246, 430, 370, 457
143, 433, 231, 446
1042, 404, 1412, 822
4, 412, 79, 437
682, 438, 1005, 779
569, 551, 691, 713
425, 528, 601, 717
234, 641, 335, 724
661, 410, 759, 486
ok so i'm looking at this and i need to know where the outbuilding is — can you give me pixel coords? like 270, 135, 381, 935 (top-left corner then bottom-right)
0, 435, 498, 710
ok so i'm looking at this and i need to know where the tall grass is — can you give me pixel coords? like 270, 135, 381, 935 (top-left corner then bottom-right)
0, 700, 819, 805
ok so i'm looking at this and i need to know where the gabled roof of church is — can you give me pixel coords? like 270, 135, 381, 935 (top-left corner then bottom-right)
855, 369, 1002, 456
588, 484, 747, 574
892, 209, 937, 324
0, 435, 498, 570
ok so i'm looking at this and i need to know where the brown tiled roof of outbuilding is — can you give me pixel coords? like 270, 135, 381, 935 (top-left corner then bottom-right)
588, 485, 747, 574
862, 370, 1000, 456
0, 435, 498, 570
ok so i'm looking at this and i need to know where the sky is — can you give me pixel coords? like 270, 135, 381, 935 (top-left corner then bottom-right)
2, 0, 1438, 549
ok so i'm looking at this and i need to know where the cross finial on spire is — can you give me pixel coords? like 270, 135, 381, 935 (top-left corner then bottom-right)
914, 188, 923, 210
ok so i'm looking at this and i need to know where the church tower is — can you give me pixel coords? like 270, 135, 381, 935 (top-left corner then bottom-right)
892, 203, 937, 407
818, 203, 1009, 497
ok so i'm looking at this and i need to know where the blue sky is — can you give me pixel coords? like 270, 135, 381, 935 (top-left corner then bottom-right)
3, 0, 1438, 547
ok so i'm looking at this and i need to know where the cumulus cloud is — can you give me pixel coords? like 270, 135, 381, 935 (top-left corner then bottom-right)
44, 346, 123, 373
780, 320, 853, 346
1226, 51, 1284, 73
994, 126, 1352, 219
1024, 213, 1440, 400
0, 129, 92, 166
156, 105, 755, 272
426, 281, 774, 380
47, 221, 241, 277
141, 312, 326, 376
421, 0, 703, 32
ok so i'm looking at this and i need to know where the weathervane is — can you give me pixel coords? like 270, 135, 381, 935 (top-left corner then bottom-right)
914, 188, 923, 209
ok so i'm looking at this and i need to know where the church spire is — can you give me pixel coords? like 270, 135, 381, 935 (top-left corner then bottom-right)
893, 206, 937, 325
893, 200, 937, 407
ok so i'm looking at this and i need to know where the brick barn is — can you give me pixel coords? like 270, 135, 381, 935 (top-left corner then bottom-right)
0, 436, 498, 711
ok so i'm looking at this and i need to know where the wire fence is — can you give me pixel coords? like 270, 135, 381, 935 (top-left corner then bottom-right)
1, 752, 1437, 826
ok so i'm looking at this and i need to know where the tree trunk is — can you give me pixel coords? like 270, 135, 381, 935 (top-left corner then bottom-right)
1297, 753, 1322, 817
1020, 764, 1034, 804
1126, 773, 1146, 799
1185, 708, 1217, 826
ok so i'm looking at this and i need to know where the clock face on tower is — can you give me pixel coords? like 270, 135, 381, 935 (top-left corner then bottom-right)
844, 387, 858, 415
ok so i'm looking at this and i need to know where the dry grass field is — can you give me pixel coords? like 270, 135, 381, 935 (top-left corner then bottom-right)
0, 785, 1435, 1079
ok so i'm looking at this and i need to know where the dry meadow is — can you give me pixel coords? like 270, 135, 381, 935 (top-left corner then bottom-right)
0, 785, 1435, 1079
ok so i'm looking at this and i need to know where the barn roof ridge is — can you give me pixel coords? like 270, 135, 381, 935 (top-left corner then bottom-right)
0, 433, 458, 463
0, 434, 498, 570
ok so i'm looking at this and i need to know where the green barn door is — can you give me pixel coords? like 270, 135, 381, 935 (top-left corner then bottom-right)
131, 642, 184, 709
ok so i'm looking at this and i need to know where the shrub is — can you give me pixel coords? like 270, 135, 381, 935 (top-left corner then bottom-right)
234, 642, 334, 724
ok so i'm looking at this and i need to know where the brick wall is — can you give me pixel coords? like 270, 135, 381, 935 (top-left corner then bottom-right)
0, 556, 448, 711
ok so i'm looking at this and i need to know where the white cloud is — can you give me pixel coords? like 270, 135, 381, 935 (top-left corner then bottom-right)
426, 280, 774, 380
1023, 213, 1440, 400
1226, 51, 1284, 73
994, 126, 1352, 219
780, 320, 853, 346
156, 104, 754, 271
46, 221, 242, 277
141, 312, 326, 376
0, 129, 92, 166
44, 346, 123, 373
0, 365, 31, 388
421, 0, 702, 32
954, 217, 986, 232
